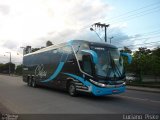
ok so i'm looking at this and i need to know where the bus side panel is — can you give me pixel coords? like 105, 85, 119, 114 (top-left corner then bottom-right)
35, 49, 63, 88
50, 45, 81, 90
58, 52, 80, 90
23, 45, 82, 90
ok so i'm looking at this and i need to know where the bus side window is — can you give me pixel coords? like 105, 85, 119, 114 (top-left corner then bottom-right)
61, 46, 73, 62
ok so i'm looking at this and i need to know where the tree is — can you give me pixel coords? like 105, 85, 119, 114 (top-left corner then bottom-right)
120, 46, 132, 54
0, 63, 15, 74
152, 47, 160, 56
0, 63, 4, 73
122, 47, 160, 82
32, 48, 40, 52
150, 47, 160, 78
46, 40, 53, 47
15, 64, 23, 75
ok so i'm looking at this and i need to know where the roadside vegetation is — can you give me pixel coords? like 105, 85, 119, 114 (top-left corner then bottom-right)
121, 47, 160, 88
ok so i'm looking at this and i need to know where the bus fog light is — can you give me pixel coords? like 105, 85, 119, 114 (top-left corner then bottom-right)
112, 90, 119, 93
89, 85, 92, 91
123, 82, 126, 85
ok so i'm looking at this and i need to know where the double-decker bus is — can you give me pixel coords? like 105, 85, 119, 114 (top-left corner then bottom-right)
23, 40, 132, 96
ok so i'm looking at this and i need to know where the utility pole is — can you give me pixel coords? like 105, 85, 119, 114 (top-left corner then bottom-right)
93, 22, 110, 42
5, 52, 11, 75
109, 36, 114, 44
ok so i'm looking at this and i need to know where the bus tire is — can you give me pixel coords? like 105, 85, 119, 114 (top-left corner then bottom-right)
68, 82, 77, 96
31, 77, 37, 88
27, 76, 32, 87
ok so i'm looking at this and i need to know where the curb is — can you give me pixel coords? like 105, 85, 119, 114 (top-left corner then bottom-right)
0, 74, 22, 77
126, 86, 160, 93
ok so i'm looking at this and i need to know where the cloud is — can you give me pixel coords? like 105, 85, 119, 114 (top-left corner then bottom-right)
0, 0, 111, 46
0, 4, 10, 15
0, 0, 114, 64
2, 40, 19, 50
107, 27, 138, 49
68, 0, 110, 23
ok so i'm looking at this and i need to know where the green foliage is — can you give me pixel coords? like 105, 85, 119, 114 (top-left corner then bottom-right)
15, 64, 23, 75
121, 47, 160, 78
29, 41, 53, 53
0, 62, 15, 74
31, 48, 40, 52
120, 46, 132, 54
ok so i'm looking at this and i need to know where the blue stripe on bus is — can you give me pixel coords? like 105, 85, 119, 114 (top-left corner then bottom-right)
63, 73, 85, 83
63, 72, 125, 96
41, 62, 64, 82
63, 72, 91, 86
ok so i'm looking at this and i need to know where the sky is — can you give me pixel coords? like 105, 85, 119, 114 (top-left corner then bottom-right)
0, 0, 160, 65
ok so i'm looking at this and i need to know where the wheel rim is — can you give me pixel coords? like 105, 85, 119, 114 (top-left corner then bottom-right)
69, 84, 75, 95
32, 80, 35, 87
28, 79, 31, 86
29, 79, 32, 86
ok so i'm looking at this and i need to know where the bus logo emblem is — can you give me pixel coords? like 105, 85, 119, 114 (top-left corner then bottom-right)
35, 64, 47, 78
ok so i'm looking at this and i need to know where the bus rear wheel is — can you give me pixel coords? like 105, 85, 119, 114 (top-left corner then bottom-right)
31, 78, 37, 88
68, 82, 77, 96
27, 77, 32, 87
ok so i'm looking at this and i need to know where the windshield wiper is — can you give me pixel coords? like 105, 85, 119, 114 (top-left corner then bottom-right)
75, 45, 81, 54
108, 51, 122, 78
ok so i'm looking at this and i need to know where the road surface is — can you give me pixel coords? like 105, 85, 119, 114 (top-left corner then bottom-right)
0, 74, 160, 114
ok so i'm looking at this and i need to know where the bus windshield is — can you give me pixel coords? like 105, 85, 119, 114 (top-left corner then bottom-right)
90, 46, 124, 79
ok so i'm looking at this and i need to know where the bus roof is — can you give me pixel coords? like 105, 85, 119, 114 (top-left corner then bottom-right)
24, 40, 117, 57
70, 40, 117, 49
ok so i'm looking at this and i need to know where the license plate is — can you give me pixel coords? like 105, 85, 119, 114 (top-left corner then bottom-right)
112, 90, 119, 93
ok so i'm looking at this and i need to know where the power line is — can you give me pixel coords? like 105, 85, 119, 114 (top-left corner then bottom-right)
113, 35, 160, 47
46, 2, 160, 45
118, 40, 160, 48
77, 2, 160, 31
79, 2, 160, 30
57, 2, 160, 41
91, 23, 110, 42
109, 31, 160, 45
104, 2, 160, 22
107, 6, 160, 24
139, 30, 160, 37
110, 8, 160, 25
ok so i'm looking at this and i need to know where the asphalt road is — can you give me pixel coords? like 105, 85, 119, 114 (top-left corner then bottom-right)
0, 74, 160, 114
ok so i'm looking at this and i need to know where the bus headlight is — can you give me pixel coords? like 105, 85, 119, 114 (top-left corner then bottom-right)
89, 79, 106, 87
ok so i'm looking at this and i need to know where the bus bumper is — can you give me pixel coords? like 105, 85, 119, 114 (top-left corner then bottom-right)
90, 85, 126, 96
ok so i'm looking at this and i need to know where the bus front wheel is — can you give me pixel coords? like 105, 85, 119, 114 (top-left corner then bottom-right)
68, 82, 77, 96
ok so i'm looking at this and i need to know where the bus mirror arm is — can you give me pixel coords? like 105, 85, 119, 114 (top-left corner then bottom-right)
120, 52, 132, 64
81, 50, 98, 64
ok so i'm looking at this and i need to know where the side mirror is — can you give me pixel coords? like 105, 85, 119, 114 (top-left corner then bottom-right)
120, 52, 132, 64
81, 50, 98, 64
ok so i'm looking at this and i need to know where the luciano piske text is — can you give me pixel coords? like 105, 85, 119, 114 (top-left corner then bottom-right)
123, 114, 159, 120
